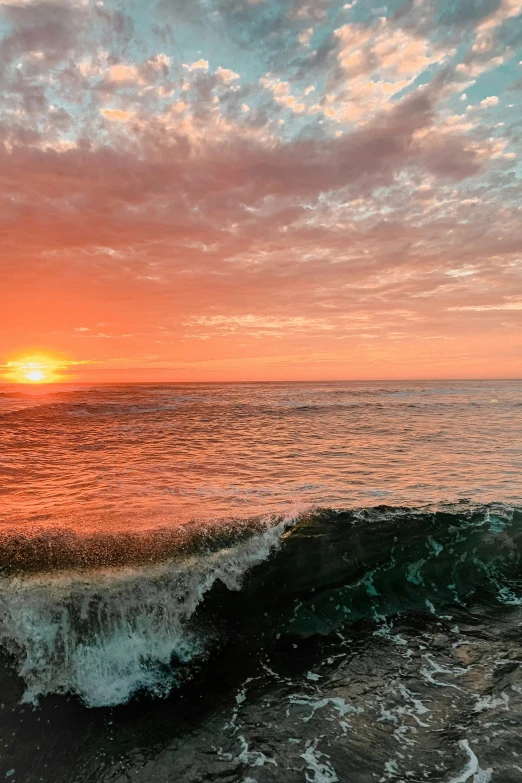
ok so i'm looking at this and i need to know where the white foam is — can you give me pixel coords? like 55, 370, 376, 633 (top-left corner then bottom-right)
301, 740, 338, 783
448, 740, 492, 783
289, 694, 362, 724
420, 655, 468, 691
0, 517, 293, 707
473, 693, 509, 712
236, 736, 276, 767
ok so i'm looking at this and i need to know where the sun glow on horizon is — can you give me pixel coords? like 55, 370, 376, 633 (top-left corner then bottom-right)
3, 354, 68, 384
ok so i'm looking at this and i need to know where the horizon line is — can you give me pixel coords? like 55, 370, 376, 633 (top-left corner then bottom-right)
1, 377, 521, 386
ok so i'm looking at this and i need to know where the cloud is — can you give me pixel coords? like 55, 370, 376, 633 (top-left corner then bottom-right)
449, 302, 522, 311
184, 58, 209, 71
102, 108, 136, 122
479, 95, 500, 107
0, 0, 521, 379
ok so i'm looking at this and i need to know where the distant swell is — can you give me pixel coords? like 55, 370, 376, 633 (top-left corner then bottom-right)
0, 503, 521, 708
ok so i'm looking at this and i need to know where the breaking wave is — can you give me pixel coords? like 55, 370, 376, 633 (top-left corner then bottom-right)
0, 503, 521, 708
0, 516, 291, 707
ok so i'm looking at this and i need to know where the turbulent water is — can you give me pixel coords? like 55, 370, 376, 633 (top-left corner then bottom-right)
0, 381, 521, 782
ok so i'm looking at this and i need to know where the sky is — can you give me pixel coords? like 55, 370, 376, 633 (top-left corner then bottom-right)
1, 0, 522, 382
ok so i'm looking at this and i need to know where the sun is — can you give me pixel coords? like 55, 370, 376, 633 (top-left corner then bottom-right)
25, 368, 46, 383
4, 354, 65, 384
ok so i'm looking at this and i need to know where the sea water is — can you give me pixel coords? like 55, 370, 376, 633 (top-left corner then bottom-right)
0, 381, 521, 782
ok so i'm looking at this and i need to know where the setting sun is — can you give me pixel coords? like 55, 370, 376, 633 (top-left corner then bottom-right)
3, 354, 67, 384
25, 368, 46, 383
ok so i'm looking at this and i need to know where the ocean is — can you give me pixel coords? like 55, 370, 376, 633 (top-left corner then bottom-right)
0, 380, 521, 782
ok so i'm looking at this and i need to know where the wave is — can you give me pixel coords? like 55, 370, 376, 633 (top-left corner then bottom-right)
0, 401, 183, 419
0, 503, 521, 708
0, 516, 291, 707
